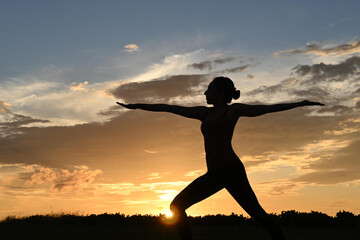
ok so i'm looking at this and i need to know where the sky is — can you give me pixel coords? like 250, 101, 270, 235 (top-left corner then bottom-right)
1, 0, 360, 219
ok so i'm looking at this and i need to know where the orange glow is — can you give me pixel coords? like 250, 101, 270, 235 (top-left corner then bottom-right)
165, 209, 173, 218
160, 210, 177, 225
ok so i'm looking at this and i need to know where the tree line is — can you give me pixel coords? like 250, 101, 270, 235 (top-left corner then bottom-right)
1, 210, 359, 228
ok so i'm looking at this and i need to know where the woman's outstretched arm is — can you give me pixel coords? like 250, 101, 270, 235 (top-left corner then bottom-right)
116, 102, 208, 121
233, 100, 324, 117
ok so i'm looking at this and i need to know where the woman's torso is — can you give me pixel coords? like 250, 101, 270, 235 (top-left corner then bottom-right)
201, 105, 240, 171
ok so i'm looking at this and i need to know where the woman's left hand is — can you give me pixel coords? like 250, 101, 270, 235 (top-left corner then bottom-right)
116, 102, 139, 109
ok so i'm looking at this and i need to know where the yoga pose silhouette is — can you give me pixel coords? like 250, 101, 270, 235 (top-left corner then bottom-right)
117, 76, 324, 240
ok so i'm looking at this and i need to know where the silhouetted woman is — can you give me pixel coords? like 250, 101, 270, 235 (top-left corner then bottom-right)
117, 76, 323, 240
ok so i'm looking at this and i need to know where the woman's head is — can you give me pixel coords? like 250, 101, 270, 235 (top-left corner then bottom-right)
205, 76, 240, 104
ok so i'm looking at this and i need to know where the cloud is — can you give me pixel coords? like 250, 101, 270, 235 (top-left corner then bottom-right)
187, 56, 237, 70
0, 102, 50, 138
109, 74, 209, 103
70, 81, 88, 92
245, 77, 320, 101
246, 84, 284, 97
184, 169, 204, 177
147, 172, 161, 180
247, 74, 254, 79
243, 127, 360, 187
1, 83, 359, 202
0, 50, 223, 128
26, 165, 103, 191
289, 123, 360, 185
0, 99, 351, 181
0, 162, 189, 216
0, 110, 207, 178
0, 67, 116, 126
223, 64, 252, 73
0, 101, 11, 113
27, 167, 57, 184
274, 40, 360, 57
244, 56, 360, 116
198, 64, 252, 76
144, 149, 158, 154
255, 180, 303, 197
356, 101, 360, 108
308, 137, 360, 171
188, 60, 213, 70
97, 105, 124, 117
293, 56, 360, 83
293, 170, 360, 185
233, 110, 359, 188
316, 105, 353, 115
124, 44, 140, 52
53, 166, 102, 190
291, 87, 330, 101
233, 108, 344, 159
1, 48, 359, 204
213, 57, 236, 64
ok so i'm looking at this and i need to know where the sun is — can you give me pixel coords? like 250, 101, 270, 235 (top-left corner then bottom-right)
161, 209, 177, 225
165, 210, 173, 218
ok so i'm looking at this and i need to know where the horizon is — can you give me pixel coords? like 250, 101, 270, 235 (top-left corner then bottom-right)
2, 209, 359, 223
1, 0, 360, 220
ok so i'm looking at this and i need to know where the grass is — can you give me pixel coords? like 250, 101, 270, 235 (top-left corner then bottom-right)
1, 224, 360, 240
1, 212, 359, 240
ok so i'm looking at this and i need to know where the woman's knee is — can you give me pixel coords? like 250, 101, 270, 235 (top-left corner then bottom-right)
170, 198, 187, 215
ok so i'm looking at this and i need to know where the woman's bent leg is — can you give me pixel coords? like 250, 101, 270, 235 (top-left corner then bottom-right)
170, 174, 223, 240
225, 165, 286, 240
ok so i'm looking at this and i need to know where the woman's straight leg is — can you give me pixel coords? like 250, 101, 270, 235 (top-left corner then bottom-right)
170, 173, 224, 240
225, 164, 286, 240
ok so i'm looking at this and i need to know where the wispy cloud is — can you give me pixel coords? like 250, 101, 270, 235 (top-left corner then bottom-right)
26, 165, 103, 191
245, 55, 360, 112
70, 81, 89, 92
109, 74, 209, 103
326, 17, 356, 29
144, 149, 158, 154
124, 44, 140, 52
255, 180, 303, 197
293, 169, 360, 185
0, 102, 50, 137
274, 40, 360, 57
293, 55, 360, 83
184, 169, 204, 177
0, 66, 116, 126
188, 60, 213, 70
147, 172, 161, 180
222, 64, 252, 73
0, 101, 11, 113
247, 74, 254, 79
0, 50, 238, 129
187, 56, 237, 70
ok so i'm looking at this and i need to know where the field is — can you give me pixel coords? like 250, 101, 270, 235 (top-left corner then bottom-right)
1, 212, 359, 240
1, 224, 360, 240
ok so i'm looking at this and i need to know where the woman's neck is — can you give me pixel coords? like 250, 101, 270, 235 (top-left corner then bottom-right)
212, 102, 228, 111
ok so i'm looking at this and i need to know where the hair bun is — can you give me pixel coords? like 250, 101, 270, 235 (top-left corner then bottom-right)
233, 90, 240, 100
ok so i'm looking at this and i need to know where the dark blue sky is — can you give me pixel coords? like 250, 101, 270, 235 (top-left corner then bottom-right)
1, 0, 359, 78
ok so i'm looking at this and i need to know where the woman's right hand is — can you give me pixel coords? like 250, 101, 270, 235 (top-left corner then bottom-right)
301, 100, 325, 106
116, 102, 139, 109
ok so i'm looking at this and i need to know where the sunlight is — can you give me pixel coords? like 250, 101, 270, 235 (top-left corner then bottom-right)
165, 209, 173, 218
160, 209, 177, 225
157, 190, 178, 201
